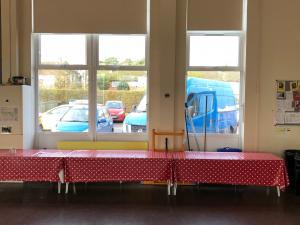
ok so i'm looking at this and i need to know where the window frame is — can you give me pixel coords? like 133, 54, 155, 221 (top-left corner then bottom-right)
37, 34, 89, 70
98, 34, 148, 71
187, 31, 244, 72
34, 33, 149, 147
186, 30, 245, 140
95, 34, 149, 140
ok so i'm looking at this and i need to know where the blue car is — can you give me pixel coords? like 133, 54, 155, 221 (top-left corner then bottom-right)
53, 105, 114, 132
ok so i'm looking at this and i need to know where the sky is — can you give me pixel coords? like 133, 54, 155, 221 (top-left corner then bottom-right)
40, 34, 239, 67
40, 34, 145, 65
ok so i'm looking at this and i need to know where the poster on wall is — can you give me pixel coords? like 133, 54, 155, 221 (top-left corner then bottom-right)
275, 80, 300, 125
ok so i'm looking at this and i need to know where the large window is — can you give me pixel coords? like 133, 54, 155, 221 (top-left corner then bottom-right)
97, 35, 147, 134
186, 32, 243, 135
36, 34, 147, 136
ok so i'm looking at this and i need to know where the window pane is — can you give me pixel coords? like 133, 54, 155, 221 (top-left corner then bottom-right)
189, 36, 239, 67
40, 34, 86, 65
97, 70, 147, 133
38, 70, 89, 132
186, 71, 240, 134
99, 35, 146, 66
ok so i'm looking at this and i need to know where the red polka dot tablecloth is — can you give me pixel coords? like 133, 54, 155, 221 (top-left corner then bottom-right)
171, 152, 289, 189
0, 149, 289, 190
64, 150, 172, 183
0, 149, 70, 182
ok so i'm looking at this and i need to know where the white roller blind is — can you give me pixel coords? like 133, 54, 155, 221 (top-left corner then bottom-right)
33, 0, 147, 34
188, 0, 243, 30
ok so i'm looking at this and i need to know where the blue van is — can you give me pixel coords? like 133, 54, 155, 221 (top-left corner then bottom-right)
123, 77, 238, 133
185, 77, 238, 133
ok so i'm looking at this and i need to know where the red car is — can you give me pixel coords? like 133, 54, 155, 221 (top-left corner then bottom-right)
105, 101, 126, 122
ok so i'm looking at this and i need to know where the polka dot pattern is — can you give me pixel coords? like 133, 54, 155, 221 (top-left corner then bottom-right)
65, 150, 172, 182
0, 149, 69, 182
171, 152, 289, 190
0, 150, 289, 190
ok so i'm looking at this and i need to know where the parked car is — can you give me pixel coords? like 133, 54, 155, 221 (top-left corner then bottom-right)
123, 96, 147, 133
39, 104, 72, 131
105, 100, 126, 122
52, 105, 114, 132
123, 77, 238, 133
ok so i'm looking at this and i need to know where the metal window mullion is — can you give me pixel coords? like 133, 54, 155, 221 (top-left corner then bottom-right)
87, 34, 97, 141
33, 34, 41, 134
238, 33, 245, 72
37, 65, 88, 70
98, 65, 146, 71
188, 31, 242, 36
145, 15, 150, 138
188, 66, 241, 72
238, 31, 246, 148
186, 35, 190, 74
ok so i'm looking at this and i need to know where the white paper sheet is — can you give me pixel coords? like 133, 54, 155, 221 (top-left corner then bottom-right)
275, 111, 285, 124
284, 112, 300, 124
0, 107, 18, 122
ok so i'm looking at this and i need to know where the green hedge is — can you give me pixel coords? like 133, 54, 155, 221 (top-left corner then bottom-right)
39, 89, 145, 113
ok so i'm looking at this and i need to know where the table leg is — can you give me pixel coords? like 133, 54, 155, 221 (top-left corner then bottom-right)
58, 169, 64, 183
58, 181, 61, 194
167, 180, 171, 196
276, 186, 280, 197
266, 187, 270, 196
73, 183, 77, 194
65, 182, 69, 194
173, 182, 177, 196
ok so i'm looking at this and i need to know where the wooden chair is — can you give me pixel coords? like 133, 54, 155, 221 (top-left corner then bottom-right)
151, 129, 185, 151
150, 129, 185, 195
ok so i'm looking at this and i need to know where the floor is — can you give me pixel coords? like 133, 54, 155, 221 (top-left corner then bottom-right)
0, 182, 300, 225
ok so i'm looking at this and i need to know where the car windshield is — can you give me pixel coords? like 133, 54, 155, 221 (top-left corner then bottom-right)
61, 108, 88, 122
136, 96, 146, 112
106, 102, 122, 109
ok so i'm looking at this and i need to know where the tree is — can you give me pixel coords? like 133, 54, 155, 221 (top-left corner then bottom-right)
97, 75, 110, 90
100, 57, 119, 65
117, 81, 130, 90
121, 58, 134, 66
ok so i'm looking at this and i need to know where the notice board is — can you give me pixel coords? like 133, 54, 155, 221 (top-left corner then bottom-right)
275, 80, 300, 125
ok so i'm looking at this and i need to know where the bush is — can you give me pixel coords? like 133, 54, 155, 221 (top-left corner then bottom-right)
117, 81, 130, 90
98, 90, 144, 113
39, 88, 144, 113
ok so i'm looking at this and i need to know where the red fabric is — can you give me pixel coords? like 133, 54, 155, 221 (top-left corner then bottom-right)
171, 152, 289, 189
0, 150, 289, 190
0, 150, 70, 182
65, 150, 172, 182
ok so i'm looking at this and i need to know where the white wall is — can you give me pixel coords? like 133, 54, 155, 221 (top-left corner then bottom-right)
2, 0, 300, 153
243, 0, 300, 155
257, 0, 300, 153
